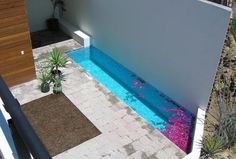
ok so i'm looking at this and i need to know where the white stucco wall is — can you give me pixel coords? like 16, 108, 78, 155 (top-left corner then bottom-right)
63, 0, 231, 114
25, 0, 53, 32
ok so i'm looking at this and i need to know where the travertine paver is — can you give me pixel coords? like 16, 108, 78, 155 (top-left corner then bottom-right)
10, 39, 186, 159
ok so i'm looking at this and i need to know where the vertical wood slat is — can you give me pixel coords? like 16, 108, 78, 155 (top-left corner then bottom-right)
0, 0, 36, 87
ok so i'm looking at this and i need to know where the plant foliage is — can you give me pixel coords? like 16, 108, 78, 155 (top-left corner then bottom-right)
202, 74, 236, 157
215, 75, 236, 146
232, 18, 236, 36
38, 70, 51, 84
52, 73, 65, 86
225, 36, 232, 47
47, 49, 68, 74
50, 0, 66, 18
201, 134, 225, 158
52, 75, 62, 87
226, 123, 236, 147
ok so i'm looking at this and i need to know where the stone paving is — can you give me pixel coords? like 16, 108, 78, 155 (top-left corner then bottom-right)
10, 39, 186, 159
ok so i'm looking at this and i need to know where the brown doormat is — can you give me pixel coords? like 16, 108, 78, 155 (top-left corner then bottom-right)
22, 93, 101, 156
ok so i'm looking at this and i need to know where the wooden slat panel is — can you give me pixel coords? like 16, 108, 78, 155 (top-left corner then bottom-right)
0, 0, 23, 5
0, 23, 28, 37
0, 32, 30, 48
2, 67, 36, 87
0, 6, 25, 19
0, 15, 27, 29
0, 0, 24, 10
0, 43, 32, 60
0, 0, 36, 86
0, 54, 35, 75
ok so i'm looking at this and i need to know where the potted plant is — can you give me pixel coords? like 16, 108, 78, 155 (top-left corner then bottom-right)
38, 70, 51, 93
47, 48, 68, 77
52, 75, 64, 94
46, 0, 66, 31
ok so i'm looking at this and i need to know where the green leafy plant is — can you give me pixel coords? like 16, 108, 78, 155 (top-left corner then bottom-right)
231, 18, 236, 36
214, 76, 236, 146
50, 0, 66, 18
52, 75, 62, 93
51, 74, 65, 94
38, 70, 51, 84
38, 70, 52, 93
47, 49, 68, 75
226, 124, 236, 147
201, 134, 225, 158
202, 74, 236, 157
53, 76, 61, 86
225, 36, 232, 47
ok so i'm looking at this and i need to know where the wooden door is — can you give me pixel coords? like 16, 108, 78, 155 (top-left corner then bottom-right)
0, 0, 36, 86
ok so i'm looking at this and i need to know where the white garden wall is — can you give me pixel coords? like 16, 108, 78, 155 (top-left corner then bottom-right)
25, 0, 53, 32
63, 0, 231, 114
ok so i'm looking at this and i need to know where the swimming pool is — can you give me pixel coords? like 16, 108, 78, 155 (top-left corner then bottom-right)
67, 46, 195, 152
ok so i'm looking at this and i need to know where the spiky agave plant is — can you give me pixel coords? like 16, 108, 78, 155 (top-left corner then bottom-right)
38, 69, 52, 93
226, 124, 236, 147
201, 134, 225, 158
47, 49, 68, 75
202, 73, 236, 158
216, 75, 236, 147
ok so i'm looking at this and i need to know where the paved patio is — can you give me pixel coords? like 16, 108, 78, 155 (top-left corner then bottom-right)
10, 39, 186, 159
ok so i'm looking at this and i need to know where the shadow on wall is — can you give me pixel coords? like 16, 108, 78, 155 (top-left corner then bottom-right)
25, 0, 53, 32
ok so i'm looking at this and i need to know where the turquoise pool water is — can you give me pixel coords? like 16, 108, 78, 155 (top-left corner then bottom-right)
67, 46, 195, 152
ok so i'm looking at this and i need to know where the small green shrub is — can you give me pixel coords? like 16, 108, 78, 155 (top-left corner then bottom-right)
225, 117, 236, 147
225, 36, 232, 47
231, 18, 236, 35
215, 76, 236, 148
38, 70, 51, 84
201, 134, 225, 158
